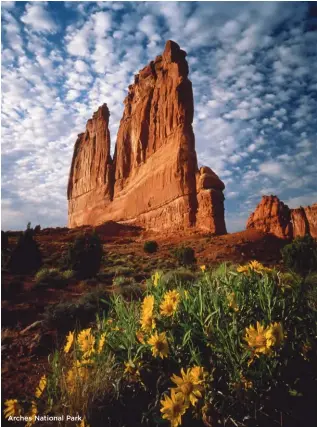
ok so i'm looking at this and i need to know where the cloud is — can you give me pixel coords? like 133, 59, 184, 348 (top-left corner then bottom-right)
259, 161, 284, 177
285, 193, 317, 209
21, 2, 57, 33
1, 2, 316, 233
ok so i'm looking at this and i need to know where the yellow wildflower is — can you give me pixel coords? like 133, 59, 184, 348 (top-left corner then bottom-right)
237, 260, 272, 275
244, 321, 272, 355
66, 361, 89, 394
228, 292, 239, 312
77, 358, 94, 366
78, 418, 90, 427
237, 264, 249, 274
136, 329, 145, 344
241, 376, 253, 390
165, 290, 180, 305
265, 322, 284, 348
26, 401, 37, 427
124, 359, 141, 378
77, 328, 95, 357
64, 331, 74, 354
148, 331, 169, 358
171, 367, 204, 406
160, 298, 178, 317
35, 374, 47, 398
160, 389, 189, 427
249, 260, 265, 271
190, 366, 206, 382
97, 332, 107, 354
152, 271, 161, 287
159, 290, 180, 316
140, 295, 156, 332
3, 399, 22, 419
200, 265, 206, 272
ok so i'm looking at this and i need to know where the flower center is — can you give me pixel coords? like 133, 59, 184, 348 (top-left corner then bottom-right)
172, 403, 182, 417
180, 382, 193, 396
166, 303, 174, 313
155, 341, 165, 351
255, 334, 266, 346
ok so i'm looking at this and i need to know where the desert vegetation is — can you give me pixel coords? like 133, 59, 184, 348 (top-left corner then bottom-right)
3, 238, 316, 427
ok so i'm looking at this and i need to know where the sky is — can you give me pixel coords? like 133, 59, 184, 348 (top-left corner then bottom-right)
1, 1, 317, 232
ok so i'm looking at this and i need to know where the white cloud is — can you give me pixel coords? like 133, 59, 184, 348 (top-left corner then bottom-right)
226, 191, 239, 199
93, 11, 112, 36
1, 1, 316, 232
285, 193, 317, 209
21, 2, 57, 33
139, 14, 157, 38
259, 161, 284, 177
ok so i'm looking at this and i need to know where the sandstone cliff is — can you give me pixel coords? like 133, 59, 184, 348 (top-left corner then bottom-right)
246, 195, 317, 239
67, 41, 227, 234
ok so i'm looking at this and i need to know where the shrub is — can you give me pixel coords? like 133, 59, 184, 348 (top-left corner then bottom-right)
64, 231, 103, 279
281, 234, 317, 276
113, 275, 136, 288
24, 262, 317, 427
113, 276, 143, 300
1, 230, 9, 251
34, 225, 41, 234
171, 245, 196, 266
7, 225, 42, 274
143, 240, 158, 254
3, 278, 24, 298
114, 266, 134, 276
42, 287, 109, 333
160, 267, 197, 289
35, 268, 73, 289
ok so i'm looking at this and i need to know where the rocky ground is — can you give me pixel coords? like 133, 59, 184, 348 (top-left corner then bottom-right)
1, 224, 289, 404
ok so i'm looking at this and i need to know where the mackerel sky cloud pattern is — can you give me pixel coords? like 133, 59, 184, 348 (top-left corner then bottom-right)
1, 1, 317, 231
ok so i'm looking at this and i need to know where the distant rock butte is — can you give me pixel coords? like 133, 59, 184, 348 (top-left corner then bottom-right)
67, 40, 227, 234
246, 195, 317, 239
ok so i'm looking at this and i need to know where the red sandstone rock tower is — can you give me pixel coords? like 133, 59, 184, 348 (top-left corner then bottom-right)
246, 195, 317, 239
67, 40, 227, 234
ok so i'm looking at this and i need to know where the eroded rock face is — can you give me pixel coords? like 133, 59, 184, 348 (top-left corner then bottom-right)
68, 41, 226, 234
196, 167, 227, 234
67, 104, 114, 227
304, 204, 317, 238
246, 195, 317, 239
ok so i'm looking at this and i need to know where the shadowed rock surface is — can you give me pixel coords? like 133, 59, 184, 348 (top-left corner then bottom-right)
247, 195, 317, 239
67, 40, 226, 234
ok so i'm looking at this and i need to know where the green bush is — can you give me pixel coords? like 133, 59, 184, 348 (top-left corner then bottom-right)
30, 261, 317, 427
35, 268, 73, 289
34, 225, 41, 234
113, 275, 135, 287
7, 224, 42, 274
113, 276, 142, 300
171, 245, 196, 266
281, 234, 317, 276
1, 230, 9, 251
42, 287, 109, 333
143, 240, 158, 254
64, 231, 103, 279
160, 267, 197, 289
3, 278, 24, 298
114, 266, 134, 276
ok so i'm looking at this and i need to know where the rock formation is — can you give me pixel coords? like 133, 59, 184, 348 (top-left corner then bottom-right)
67, 104, 114, 227
67, 40, 227, 234
246, 195, 317, 239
